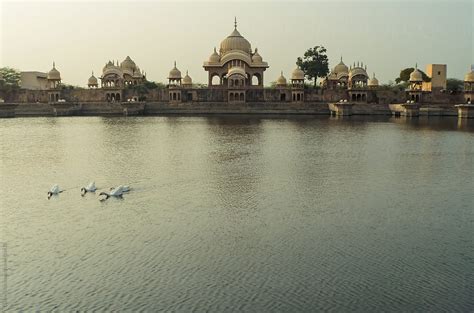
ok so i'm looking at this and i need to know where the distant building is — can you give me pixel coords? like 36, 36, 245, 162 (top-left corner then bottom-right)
20, 71, 49, 90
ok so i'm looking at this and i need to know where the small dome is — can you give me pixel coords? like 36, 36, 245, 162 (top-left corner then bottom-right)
209, 47, 220, 63
120, 56, 136, 71
227, 66, 246, 78
333, 57, 348, 74
88, 71, 98, 85
409, 66, 423, 82
464, 70, 474, 82
276, 71, 287, 86
183, 70, 192, 85
252, 48, 263, 63
219, 23, 252, 55
47, 62, 61, 80
368, 73, 379, 87
168, 61, 181, 79
291, 66, 304, 80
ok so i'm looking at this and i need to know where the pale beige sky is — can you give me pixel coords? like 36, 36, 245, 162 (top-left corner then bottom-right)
1, 0, 473, 86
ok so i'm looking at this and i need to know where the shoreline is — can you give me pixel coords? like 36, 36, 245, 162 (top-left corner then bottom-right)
0, 101, 462, 118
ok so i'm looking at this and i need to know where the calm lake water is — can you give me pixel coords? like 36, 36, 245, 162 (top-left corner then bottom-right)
0, 115, 473, 312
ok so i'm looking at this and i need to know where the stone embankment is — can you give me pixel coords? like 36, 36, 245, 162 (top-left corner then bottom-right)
0, 101, 462, 118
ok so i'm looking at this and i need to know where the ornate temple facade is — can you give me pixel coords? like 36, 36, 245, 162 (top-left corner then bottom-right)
5, 19, 473, 111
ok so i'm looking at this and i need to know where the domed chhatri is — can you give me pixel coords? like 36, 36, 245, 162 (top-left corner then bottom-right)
368, 73, 379, 87
276, 71, 287, 86
47, 62, 61, 80
409, 64, 423, 82
333, 57, 349, 75
291, 66, 305, 81
168, 61, 182, 79
88, 71, 98, 88
182, 70, 192, 86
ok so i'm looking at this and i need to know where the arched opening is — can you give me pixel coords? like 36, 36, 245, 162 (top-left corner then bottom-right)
415, 94, 419, 102
280, 93, 286, 101
411, 94, 415, 101
230, 93, 234, 101
111, 94, 115, 101
352, 94, 356, 101
173, 93, 177, 100
116, 93, 121, 101
297, 94, 301, 101
252, 74, 260, 86
361, 94, 366, 101
240, 93, 244, 101
55, 94, 59, 101
293, 94, 296, 101
356, 94, 361, 102
467, 98, 471, 103
211, 74, 220, 86
235, 79, 239, 86
106, 94, 110, 101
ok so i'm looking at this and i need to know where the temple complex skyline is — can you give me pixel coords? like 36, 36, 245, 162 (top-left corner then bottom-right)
1, 0, 472, 86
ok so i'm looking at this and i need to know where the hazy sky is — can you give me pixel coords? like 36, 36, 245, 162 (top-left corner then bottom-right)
1, 0, 473, 87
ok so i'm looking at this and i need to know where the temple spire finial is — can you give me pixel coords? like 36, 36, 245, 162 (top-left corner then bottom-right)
53, 61, 55, 68
174, 61, 177, 68
234, 16, 237, 29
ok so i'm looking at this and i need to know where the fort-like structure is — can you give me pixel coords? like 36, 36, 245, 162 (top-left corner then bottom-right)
1, 20, 473, 118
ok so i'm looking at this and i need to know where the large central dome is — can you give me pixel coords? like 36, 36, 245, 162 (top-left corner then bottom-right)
219, 28, 252, 55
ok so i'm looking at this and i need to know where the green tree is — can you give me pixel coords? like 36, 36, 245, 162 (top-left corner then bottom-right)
395, 68, 431, 84
296, 46, 329, 87
446, 78, 463, 93
0, 67, 21, 88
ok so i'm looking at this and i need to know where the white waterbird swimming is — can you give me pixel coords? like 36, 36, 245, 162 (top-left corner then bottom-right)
81, 181, 97, 196
47, 184, 63, 199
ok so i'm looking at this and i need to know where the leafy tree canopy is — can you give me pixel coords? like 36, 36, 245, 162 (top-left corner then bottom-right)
446, 78, 463, 93
395, 68, 431, 84
0, 67, 21, 87
296, 46, 329, 87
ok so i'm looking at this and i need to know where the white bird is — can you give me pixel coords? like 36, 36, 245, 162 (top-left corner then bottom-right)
47, 184, 63, 199
109, 185, 131, 193
99, 186, 125, 200
81, 181, 97, 196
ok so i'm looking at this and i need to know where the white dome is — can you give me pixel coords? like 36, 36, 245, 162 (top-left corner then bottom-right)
120, 56, 136, 71
252, 48, 263, 63
409, 67, 423, 82
183, 71, 192, 85
333, 57, 348, 74
227, 66, 246, 78
368, 73, 379, 86
168, 62, 181, 79
219, 25, 252, 55
88, 71, 98, 85
209, 47, 220, 63
276, 71, 287, 86
291, 66, 304, 80
464, 70, 474, 82
47, 62, 61, 80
